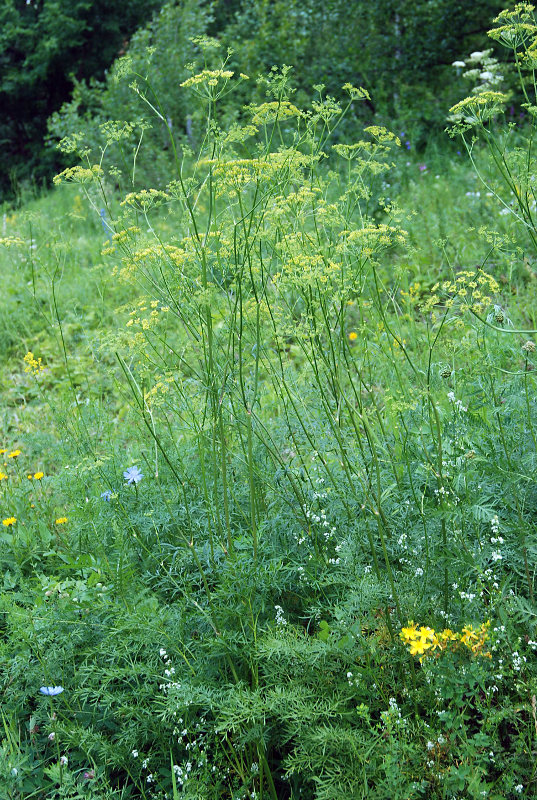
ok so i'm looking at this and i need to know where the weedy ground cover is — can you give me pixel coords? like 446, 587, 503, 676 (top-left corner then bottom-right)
1, 8, 537, 800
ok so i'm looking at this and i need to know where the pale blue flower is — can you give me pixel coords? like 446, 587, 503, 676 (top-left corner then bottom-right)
99, 208, 113, 243
100, 490, 113, 501
40, 686, 64, 696
124, 465, 143, 485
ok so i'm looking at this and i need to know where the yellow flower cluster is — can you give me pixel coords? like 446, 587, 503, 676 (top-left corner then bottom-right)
339, 224, 407, 259
24, 351, 46, 376
126, 298, 169, 331
364, 125, 401, 145
180, 69, 234, 88
53, 165, 103, 186
248, 100, 303, 125
400, 620, 491, 662
450, 90, 508, 114
421, 270, 499, 316
110, 226, 141, 246
201, 150, 311, 198
448, 91, 508, 132
117, 243, 186, 281
0, 236, 24, 248
488, 4, 537, 48
342, 84, 370, 101
120, 188, 169, 211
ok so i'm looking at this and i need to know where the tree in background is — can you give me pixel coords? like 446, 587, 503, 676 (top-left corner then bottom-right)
3, 0, 517, 200
224, 0, 510, 139
0, 0, 165, 198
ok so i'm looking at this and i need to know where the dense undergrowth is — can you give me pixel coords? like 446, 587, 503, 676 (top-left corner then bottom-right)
1, 7, 537, 800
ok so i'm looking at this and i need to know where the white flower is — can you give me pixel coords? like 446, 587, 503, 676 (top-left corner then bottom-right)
131, 750, 139, 758
452, 60, 466, 68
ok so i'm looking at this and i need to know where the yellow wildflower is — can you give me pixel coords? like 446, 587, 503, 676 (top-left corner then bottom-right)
2, 517, 16, 526
460, 624, 478, 647
180, 69, 234, 89
400, 621, 418, 642
0, 472, 7, 480
8, 450, 21, 458
24, 351, 46, 375
55, 517, 68, 525
33, 472, 44, 480
409, 638, 434, 658
437, 629, 459, 645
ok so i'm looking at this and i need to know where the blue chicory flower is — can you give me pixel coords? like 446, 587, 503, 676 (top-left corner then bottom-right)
40, 686, 64, 696
100, 490, 113, 501
123, 465, 143, 485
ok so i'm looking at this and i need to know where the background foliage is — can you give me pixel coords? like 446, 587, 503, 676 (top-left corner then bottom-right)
1, 0, 513, 202
0, 0, 165, 196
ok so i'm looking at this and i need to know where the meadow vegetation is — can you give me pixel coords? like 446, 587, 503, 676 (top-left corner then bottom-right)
1, 4, 537, 799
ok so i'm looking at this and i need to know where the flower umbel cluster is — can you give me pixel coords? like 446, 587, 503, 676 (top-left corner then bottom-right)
400, 621, 491, 662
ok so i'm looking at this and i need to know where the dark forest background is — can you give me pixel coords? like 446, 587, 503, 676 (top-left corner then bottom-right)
1, 0, 510, 200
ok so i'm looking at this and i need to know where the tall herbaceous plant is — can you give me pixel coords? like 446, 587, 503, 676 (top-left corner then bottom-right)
43, 25, 537, 799
55, 44, 416, 607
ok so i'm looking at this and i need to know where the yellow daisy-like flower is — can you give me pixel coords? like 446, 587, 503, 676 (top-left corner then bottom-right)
33, 472, 44, 480
400, 621, 418, 642
0, 449, 7, 455
460, 624, 478, 647
0, 472, 7, 480
55, 517, 68, 525
348, 331, 358, 342
8, 449, 21, 458
2, 517, 16, 526
417, 626, 435, 641
409, 638, 433, 657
